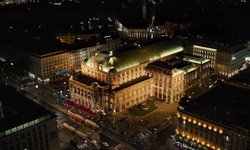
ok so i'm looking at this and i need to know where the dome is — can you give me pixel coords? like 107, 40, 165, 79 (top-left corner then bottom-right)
86, 39, 184, 72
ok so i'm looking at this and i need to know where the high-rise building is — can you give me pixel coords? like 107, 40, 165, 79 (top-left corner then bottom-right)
0, 82, 58, 150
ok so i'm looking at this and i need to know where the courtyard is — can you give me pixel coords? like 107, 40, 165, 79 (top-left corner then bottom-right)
108, 99, 179, 134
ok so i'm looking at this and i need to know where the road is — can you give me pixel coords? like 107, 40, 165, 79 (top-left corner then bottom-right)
0, 76, 139, 150
3, 70, 208, 149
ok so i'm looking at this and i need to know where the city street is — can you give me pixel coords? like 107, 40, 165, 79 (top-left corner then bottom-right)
0, 73, 213, 150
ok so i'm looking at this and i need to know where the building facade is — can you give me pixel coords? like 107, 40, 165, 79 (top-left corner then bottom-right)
181, 38, 249, 78
145, 60, 185, 103
28, 50, 70, 82
0, 36, 124, 83
176, 53, 211, 89
175, 82, 250, 150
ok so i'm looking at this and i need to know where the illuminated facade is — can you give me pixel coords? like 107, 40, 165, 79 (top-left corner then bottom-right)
128, 28, 149, 40
145, 61, 185, 103
0, 36, 123, 82
28, 50, 70, 82
176, 111, 227, 150
145, 54, 210, 102
190, 39, 248, 78
69, 39, 185, 115
193, 45, 217, 69
0, 83, 58, 150
177, 53, 211, 89
176, 82, 250, 150
115, 19, 150, 40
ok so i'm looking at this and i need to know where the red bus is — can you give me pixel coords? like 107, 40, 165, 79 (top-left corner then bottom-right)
84, 119, 100, 131
62, 122, 76, 133
75, 130, 88, 139
67, 109, 85, 123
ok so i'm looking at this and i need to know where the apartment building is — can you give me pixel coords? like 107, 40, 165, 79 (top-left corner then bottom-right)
27, 49, 70, 82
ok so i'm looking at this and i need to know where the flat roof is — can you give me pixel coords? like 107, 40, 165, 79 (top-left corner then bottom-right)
187, 38, 247, 53
0, 32, 120, 56
180, 82, 250, 130
176, 53, 210, 64
0, 82, 56, 133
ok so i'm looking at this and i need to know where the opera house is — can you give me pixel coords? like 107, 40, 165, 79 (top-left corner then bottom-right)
68, 38, 185, 115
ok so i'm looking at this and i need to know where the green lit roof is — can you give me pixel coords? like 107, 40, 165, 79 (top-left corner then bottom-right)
86, 39, 184, 72
179, 64, 196, 74
183, 57, 210, 64
180, 54, 210, 64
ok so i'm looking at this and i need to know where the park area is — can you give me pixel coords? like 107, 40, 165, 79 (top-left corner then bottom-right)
128, 100, 158, 116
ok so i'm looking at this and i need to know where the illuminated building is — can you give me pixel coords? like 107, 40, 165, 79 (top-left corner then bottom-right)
115, 19, 149, 41
69, 38, 124, 71
0, 35, 123, 82
29, 50, 70, 82
181, 38, 249, 78
0, 82, 58, 150
145, 60, 185, 103
176, 82, 250, 150
0, 39, 71, 82
176, 53, 210, 89
115, 0, 164, 41
68, 38, 184, 115
145, 53, 210, 102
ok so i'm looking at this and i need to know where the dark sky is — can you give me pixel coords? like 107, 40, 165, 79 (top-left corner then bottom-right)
0, 0, 250, 40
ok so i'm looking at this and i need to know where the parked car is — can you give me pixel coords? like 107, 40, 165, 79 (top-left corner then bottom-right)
166, 116, 172, 120
102, 142, 109, 147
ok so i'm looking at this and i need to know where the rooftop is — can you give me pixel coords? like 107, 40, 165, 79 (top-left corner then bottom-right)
0, 31, 120, 56
183, 37, 247, 54
0, 82, 56, 134
145, 60, 186, 76
86, 38, 184, 72
180, 81, 250, 130
176, 53, 210, 65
